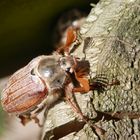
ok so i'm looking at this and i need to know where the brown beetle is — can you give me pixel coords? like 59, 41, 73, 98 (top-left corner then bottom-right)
1, 53, 78, 125
1, 27, 87, 125
1, 27, 115, 134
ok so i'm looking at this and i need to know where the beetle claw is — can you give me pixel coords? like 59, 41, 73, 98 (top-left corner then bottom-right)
18, 114, 42, 127
31, 116, 43, 127
18, 115, 31, 126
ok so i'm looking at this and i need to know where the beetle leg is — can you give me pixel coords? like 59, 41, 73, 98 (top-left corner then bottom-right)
18, 114, 31, 126
64, 83, 86, 120
64, 83, 105, 135
65, 97, 105, 135
18, 90, 62, 127
64, 95, 86, 120
57, 26, 77, 54
18, 114, 42, 127
31, 115, 43, 127
32, 90, 62, 126
33, 89, 62, 114
31, 98, 49, 116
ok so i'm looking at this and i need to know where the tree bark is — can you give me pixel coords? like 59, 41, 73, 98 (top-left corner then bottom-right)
42, 0, 140, 139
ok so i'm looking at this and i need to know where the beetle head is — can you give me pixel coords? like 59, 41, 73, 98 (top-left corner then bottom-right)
59, 55, 76, 73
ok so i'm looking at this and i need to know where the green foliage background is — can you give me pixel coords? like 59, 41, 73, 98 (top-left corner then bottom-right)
0, 106, 5, 135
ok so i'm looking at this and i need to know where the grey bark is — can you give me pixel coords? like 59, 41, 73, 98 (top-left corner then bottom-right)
42, 0, 140, 139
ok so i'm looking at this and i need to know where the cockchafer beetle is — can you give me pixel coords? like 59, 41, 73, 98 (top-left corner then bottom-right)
1, 27, 118, 134
1, 27, 88, 125
1, 27, 77, 125
1, 53, 77, 126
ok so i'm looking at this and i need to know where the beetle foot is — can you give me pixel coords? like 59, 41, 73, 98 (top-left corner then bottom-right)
18, 114, 43, 127
82, 117, 106, 136
18, 115, 32, 126
31, 116, 43, 127
91, 123, 106, 136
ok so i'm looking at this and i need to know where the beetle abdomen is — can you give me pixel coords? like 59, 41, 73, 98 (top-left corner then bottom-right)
1, 56, 48, 114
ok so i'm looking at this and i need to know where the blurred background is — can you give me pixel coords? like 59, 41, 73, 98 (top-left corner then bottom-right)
0, 0, 98, 139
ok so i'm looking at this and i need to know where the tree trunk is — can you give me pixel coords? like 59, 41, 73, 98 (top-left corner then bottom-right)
42, 0, 140, 139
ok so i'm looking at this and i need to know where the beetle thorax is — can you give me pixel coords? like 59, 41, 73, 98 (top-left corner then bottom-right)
34, 55, 68, 92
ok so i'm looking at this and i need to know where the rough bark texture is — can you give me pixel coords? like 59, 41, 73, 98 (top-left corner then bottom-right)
42, 0, 140, 139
